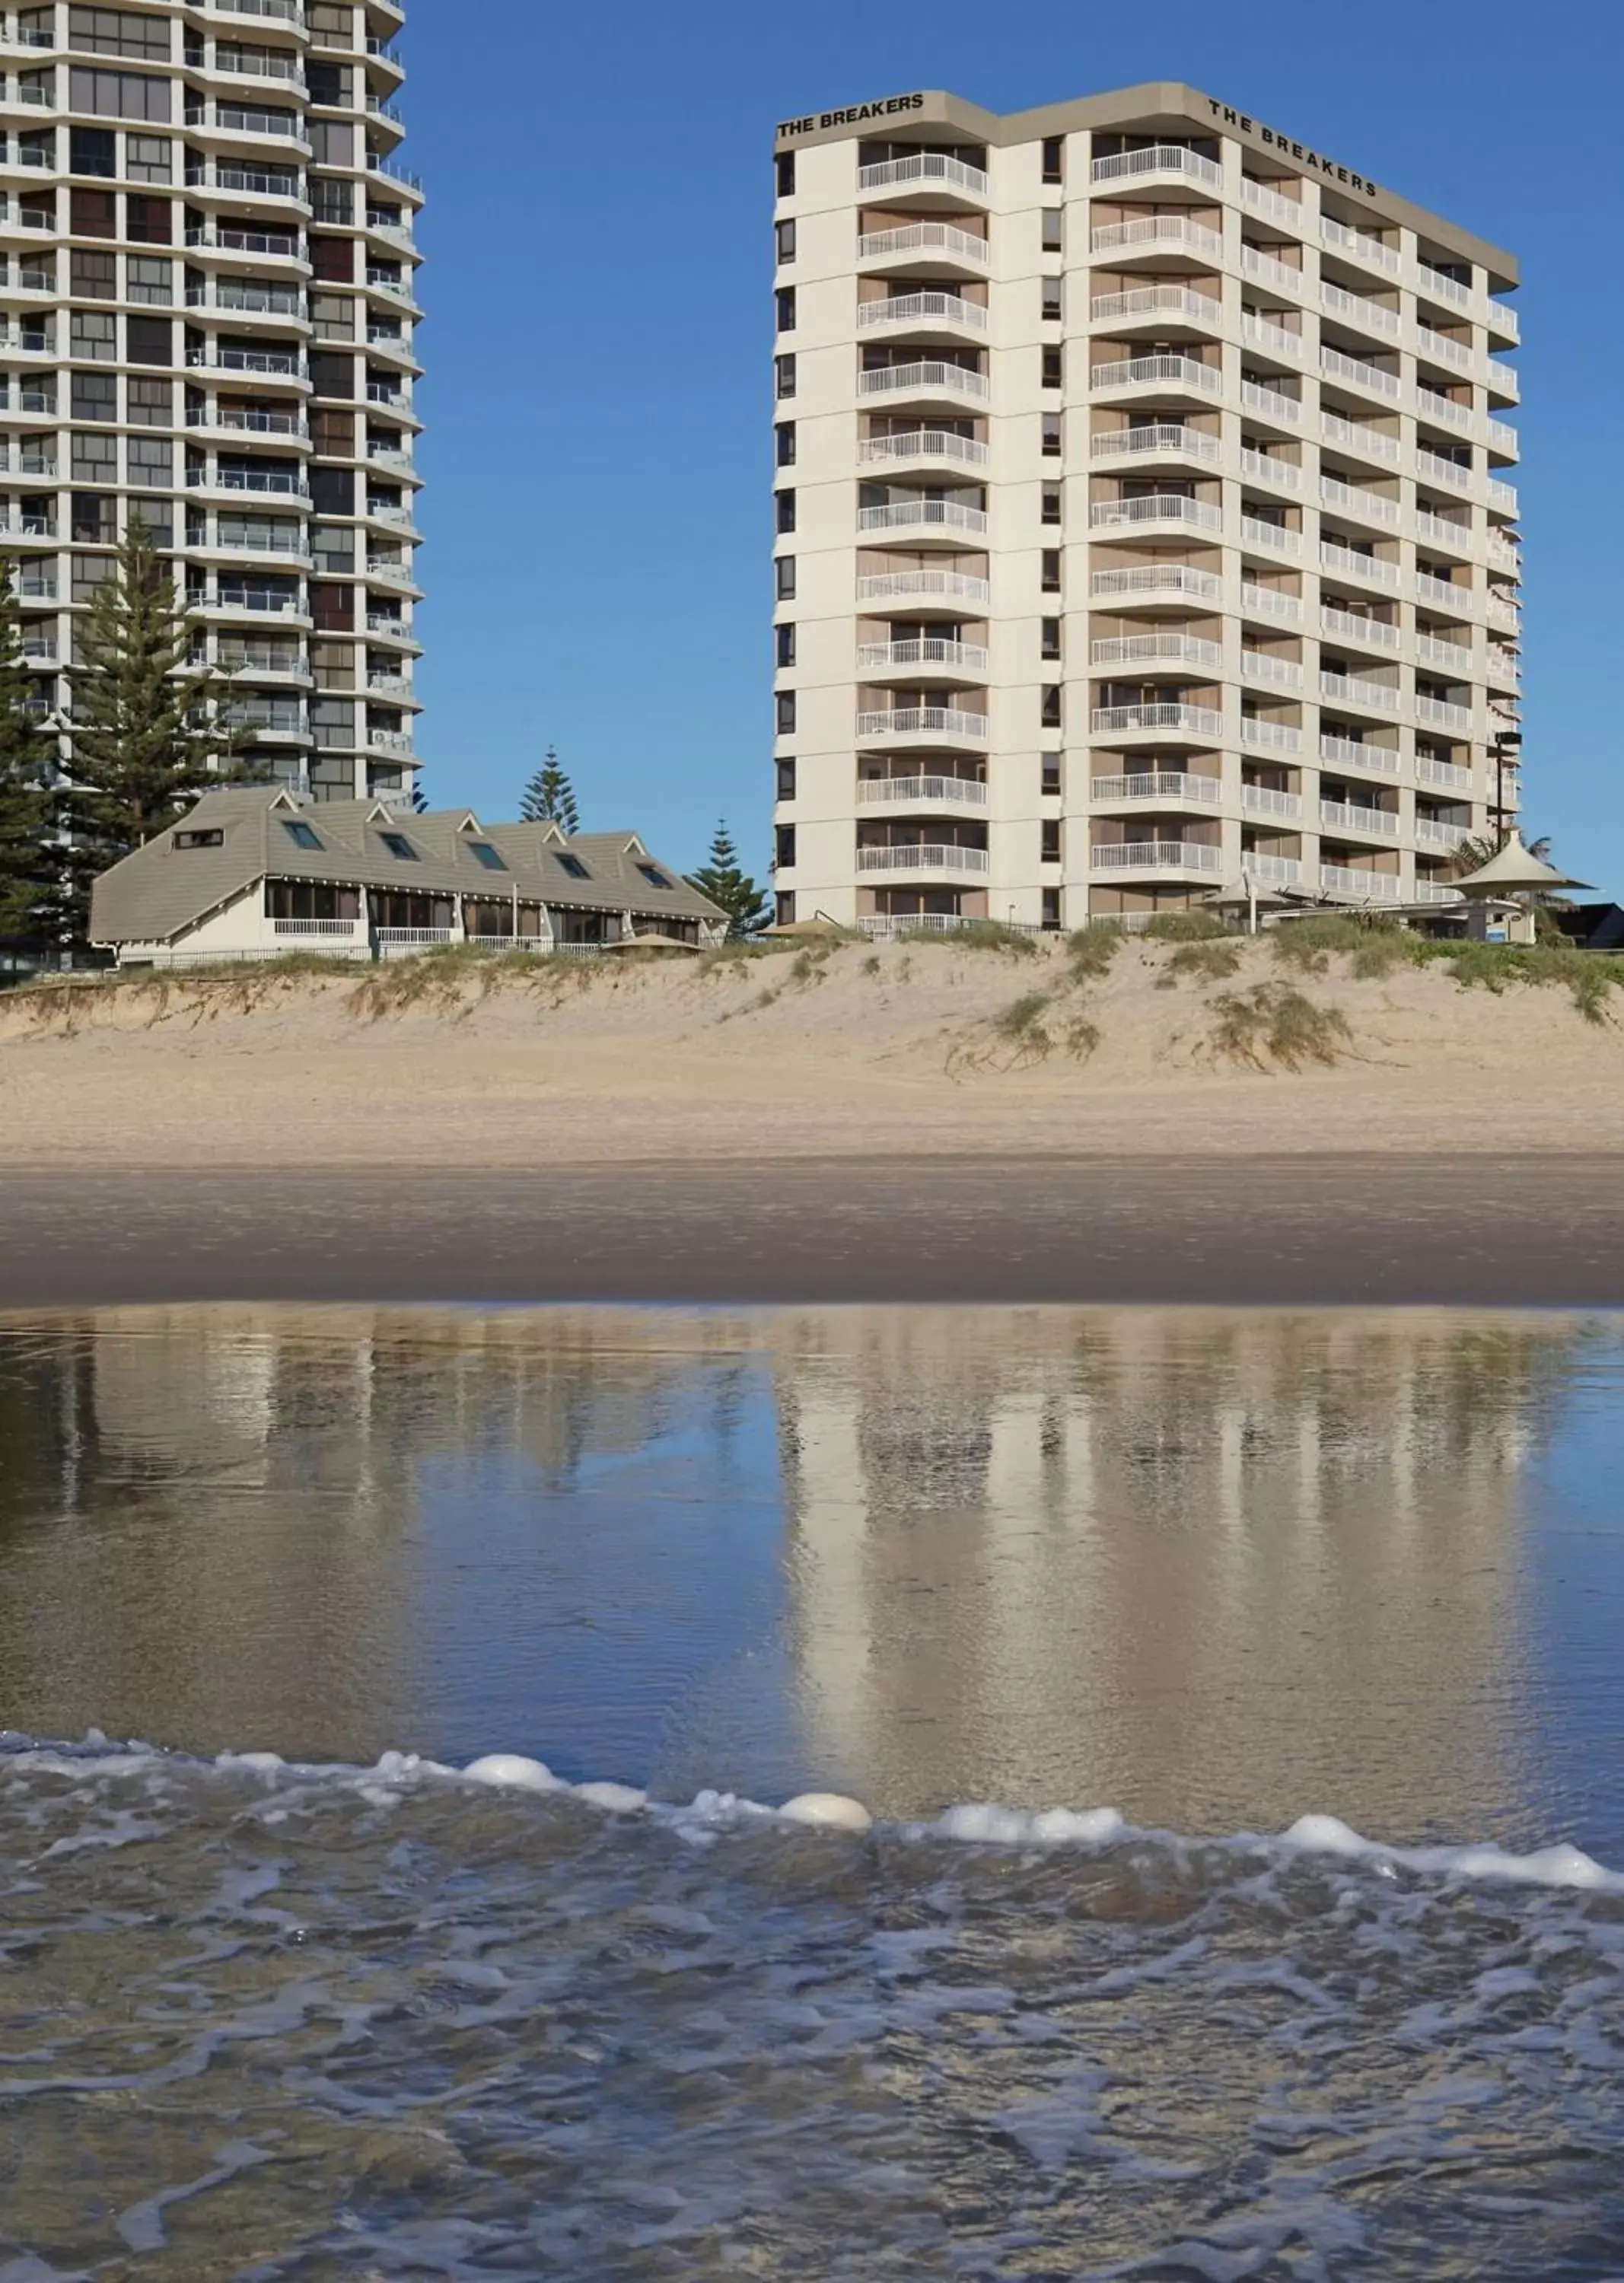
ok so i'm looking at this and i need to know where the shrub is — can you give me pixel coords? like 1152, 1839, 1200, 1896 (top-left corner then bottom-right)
1446, 941, 1624, 1025
993, 989, 1054, 1052
1065, 924, 1123, 980
1272, 914, 1420, 979
1207, 981, 1353, 1071
1140, 909, 1229, 942
1165, 938, 1244, 982
898, 919, 1037, 957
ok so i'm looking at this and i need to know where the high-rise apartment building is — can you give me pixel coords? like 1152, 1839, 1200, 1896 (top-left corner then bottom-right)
0, 0, 423, 804
770, 84, 1520, 931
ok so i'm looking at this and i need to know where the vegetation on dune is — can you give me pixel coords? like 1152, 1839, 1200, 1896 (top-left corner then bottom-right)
1163, 938, 1244, 983
1271, 914, 1422, 979
896, 919, 1038, 956
1205, 982, 1355, 1072
1139, 910, 1230, 943
1443, 941, 1624, 1025
1065, 925, 1123, 981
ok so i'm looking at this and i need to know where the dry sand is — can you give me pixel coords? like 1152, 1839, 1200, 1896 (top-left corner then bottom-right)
0, 931, 1617, 1170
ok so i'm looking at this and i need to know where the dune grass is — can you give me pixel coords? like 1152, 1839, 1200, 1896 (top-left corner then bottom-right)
1206, 981, 1354, 1071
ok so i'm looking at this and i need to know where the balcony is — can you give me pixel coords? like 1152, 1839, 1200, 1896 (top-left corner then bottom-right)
1322, 606, 1399, 651
1091, 422, 1219, 466
1485, 643, 1521, 689
1243, 783, 1302, 820
365, 559, 417, 587
1091, 632, 1221, 670
1320, 279, 1400, 337
855, 842, 990, 875
1320, 669, 1399, 714
857, 221, 989, 269
1416, 694, 1473, 735
1320, 864, 1402, 902
1092, 563, 1221, 605
1417, 755, 1475, 793
1090, 145, 1221, 189
1416, 633, 1473, 674
1320, 215, 1400, 275
1240, 312, 1302, 361
0, 510, 53, 540
1323, 411, 1400, 463
1091, 839, 1224, 873
1240, 718, 1302, 755
856, 567, 990, 607
1415, 509, 1472, 553
1319, 540, 1398, 590
1240, 378, 1302, 428
1091, 701, 1222, 737
1416, 322, 1471, 372
1245, 852, 1306, 887
858, 291, 987, 334
1240, 447, 1301, 492
1486, 476, 1518, 515
1320, 474, 1398, 527
856, 637, 989, 675
1320, 799, 1399, 841
188, 345, 306, 380
856, 705, 988, 742
1412, 879, 1465, 906
1320, 735, 1400, 775
858, 430, 987, 472
1321, 345, 1400, 400
186, 283, 304, 317
1091, 771, 1222, 804
858, 498, 987, 540
1239, 514, 1301, 556
858, 359, 988, 406
1090, 215, 1222, 261
186, 160, 304, 200
1090, 495, 1221, 536
1415, 568, 1471, 611
1089, 352, 1220, 396
1090, 285, 1221, 330
1241, 651, 1304, 691
1240, 584, 1304, 625
1241, 244, 1302, 298
857, 774, 987, 808
1415, 817, 1471, 851
856, 152, 989, 199
1241, 177, 1303, 229
186, 405, 307, 437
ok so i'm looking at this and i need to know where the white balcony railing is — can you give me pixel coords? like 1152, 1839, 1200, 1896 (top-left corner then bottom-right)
1091, 702, 1222, 737
1417, 755, 1475, 793
1090, 353, 1220, 395
1091, 422, 1220, 464
1240, 447, 1301, 491
1321, 345, 1401, 399
1240, 312, 1302, 361
273, 919, 362, 938
1091, 144, 1221, 188
857, 638, 989, 673
1091, 839, 1224, 871
1415, 569, 1471, 610
1320, 736, 1400, 775
1091, 632, 1221, 670
1415, 388, 1473, 434
855, 842, 990, 873
1241, 650, 1304, 690
1415, 449, 1473, 495
1090, 215, 1223, 260
1416, 323, 1473, 371
1241, 176, 1303, 229
1416, 695, 1473, 734
858, 498, 988, 537
857, 222, 989, 264
1486, 476, 1518, 514
856, 775, 987, 807
1240, 514, 1301, 556
1090, 285, 1221, 328
1488, 416, 1521, 457
1320, 799, 1400, 840
1241, 244, 1303, 297
1416, 634, 1473, 673
858, 291, 987, 332
1320, 475, 1399, 526
1323, 410, 1400, 463
857, 151, 989, 197
1322, 607, 1399, 650
1240, 718, 1302, 754
1320, 670, 1400, 712
1090, 495, 1221, 533
855, 568, 990, 606
1320, 864, 1403, 902
1415, 509, 1472, 551
1240, 378, 1303, 425
858, 359, 988, 403
1242, 783, 1302, 820
1091, 564, 1221, 603
1245, 853, 1306, 886
1412, 879, 1466, 905
858, 429, 987, 469
1320, 279, 1400, 336
1091, 771, 1222, 804
1320, 215, 1401, 275
1415, 817, 1471, 849
857, 705, 988, 740
1240, 584, 1304, 624
1320, 540, 1399, 588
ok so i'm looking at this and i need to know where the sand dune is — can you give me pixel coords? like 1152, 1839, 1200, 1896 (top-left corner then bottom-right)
2, 933, 1619, 1167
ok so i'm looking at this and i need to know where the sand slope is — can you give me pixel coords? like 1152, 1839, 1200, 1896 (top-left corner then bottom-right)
2, 935, 1619, 1167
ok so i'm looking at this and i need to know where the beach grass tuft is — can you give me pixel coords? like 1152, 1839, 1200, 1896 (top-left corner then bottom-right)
1207, 981, 1354, 1071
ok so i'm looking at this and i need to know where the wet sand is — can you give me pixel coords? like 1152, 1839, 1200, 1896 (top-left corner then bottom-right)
1, 1156, 1620, 1309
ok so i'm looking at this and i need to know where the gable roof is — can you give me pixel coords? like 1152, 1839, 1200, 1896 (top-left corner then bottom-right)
89, 789, 724, 947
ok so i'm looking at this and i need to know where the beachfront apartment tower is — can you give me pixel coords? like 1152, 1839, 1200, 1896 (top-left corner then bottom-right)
769, 84, 1521, 932
0, 0, 423, 803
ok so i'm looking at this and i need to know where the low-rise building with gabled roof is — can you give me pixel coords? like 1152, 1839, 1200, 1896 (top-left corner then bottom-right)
89, 788, 728, 967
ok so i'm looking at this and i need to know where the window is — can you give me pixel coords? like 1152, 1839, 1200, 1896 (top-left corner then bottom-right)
126, 133, 170, 183
775, 823, 796, 868
70, 67, 170, 120
775, 217, 796, 263
174, 827, 223, 849
71, 491, 115, 542
1041, 275, 1062, 323
1041, 820, 1062, 863
775, 556, 796, 600
70, 185, 116, 235
1041, 684, 1062, 729
126, 193, 171, 243
775, 419, 795, 467
1041, 752, 1062, 797
312, 291, 355, 340
1041, 617, 1062, 660
1041, 135, 1064, 184
1041, 208, 1063, 252
1042, 345, 1063, 390
1041, 549, 1062, 592
310, 236, 354, 283
71, 370, 116, 419
1041, 484, 1062, 527
127, 374, 171, 425
282, 819, 323, 850
1042, 410, 1062, 457
775, 150, 794, 196
775, 488, 795, 535
70, 308, 116, 361
128, 435, 171, 482
556, 852, 591, 880
775, 285, 795, 332
306, 60, 348, 105
379, 831, 419, 861
125, 314, 172, 366
71, 554, 111, 600
777, 757, 797, 801
309, 119, 354, 167
775, 622, 795, 667
1041, 887, 1061, 931
71, 429, 116, 480
636, 863, 673, 890
69, 247, 116, 298
775, 692, 795, 734
467, 842, 508, 871
310, 179, 354, 225
68, 125, 116, 177
775, 352, 796, 400
68, 6, 170, 59
126, 254, 170, 303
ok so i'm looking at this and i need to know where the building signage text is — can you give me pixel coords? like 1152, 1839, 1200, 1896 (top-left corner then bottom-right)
777, 93, 925, 139
1207, 98, 1378, 199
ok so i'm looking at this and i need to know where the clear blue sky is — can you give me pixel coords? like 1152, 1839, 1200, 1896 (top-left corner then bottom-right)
404, 0, 1622, 890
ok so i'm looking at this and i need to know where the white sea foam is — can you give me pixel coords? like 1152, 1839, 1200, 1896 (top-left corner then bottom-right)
4, 1734, 1621, 1896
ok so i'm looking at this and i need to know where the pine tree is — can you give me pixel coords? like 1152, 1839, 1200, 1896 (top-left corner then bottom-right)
520, 746, 579, 833
0, 559, 56, 941
62, 516, 250, 893
686, 820, 770, 939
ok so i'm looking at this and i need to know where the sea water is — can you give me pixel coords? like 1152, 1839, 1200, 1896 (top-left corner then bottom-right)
2, 1304, 1623, 2276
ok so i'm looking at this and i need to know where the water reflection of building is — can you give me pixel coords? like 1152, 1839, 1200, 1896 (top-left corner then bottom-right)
775, 1310, 1578, 1835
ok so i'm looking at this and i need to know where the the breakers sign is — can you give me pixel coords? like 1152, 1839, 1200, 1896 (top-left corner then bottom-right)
777, 93, 925, 139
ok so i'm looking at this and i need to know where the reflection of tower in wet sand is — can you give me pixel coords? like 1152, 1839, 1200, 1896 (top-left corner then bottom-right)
777, 1310, 1572, 1835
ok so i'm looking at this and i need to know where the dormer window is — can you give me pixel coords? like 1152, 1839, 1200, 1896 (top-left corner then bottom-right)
174, 827, 223, 849
468, 841, 506, 871
282, 819, 322, 849
556, 853, 591, 880
635, 863, 672, 890
379, 831, 419, 860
